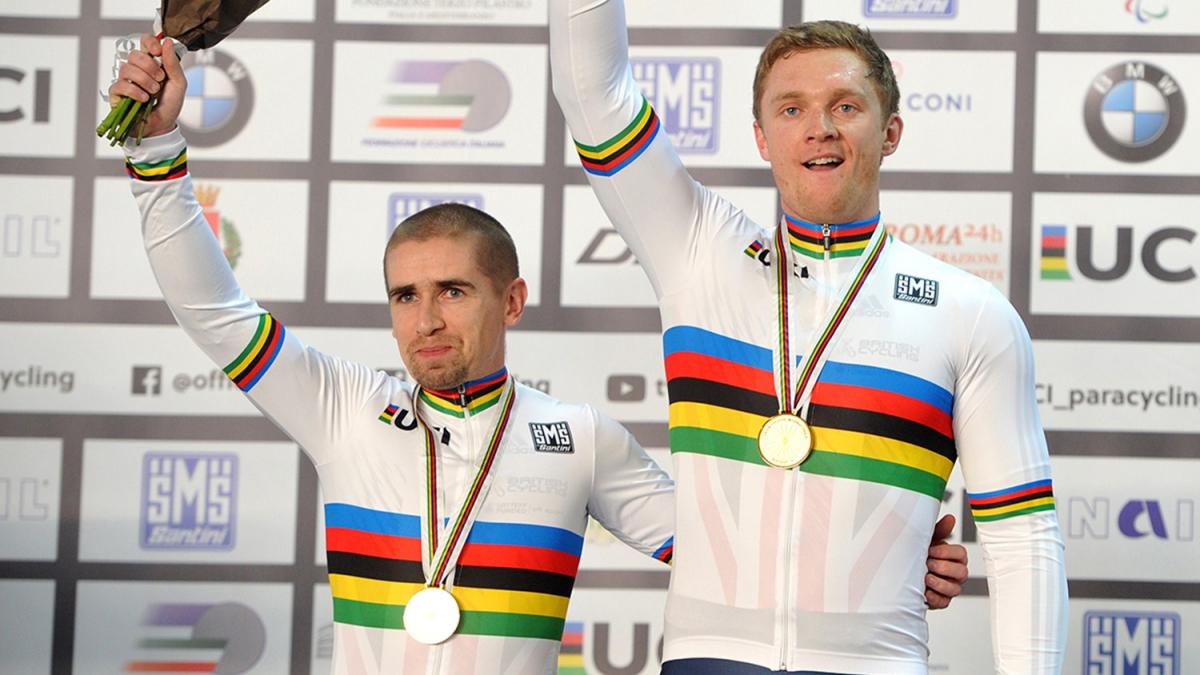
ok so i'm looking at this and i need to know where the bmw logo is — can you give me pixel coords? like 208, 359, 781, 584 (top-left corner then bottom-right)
179, 49, 255, 147
1084, 61, 1186, 163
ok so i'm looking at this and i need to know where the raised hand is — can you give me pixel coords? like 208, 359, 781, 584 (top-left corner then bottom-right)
101, 34, 188, 142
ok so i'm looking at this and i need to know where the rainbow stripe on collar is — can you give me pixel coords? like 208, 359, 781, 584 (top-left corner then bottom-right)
784, 213, 880, 260
419, 367, 508, 417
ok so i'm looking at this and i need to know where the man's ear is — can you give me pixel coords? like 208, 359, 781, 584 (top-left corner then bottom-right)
504, 277, 528, 327
881, 112, 903, 157
753, 119, 771, 162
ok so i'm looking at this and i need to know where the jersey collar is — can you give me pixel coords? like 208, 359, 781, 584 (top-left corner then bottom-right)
420, 367, 509, 418
782, 211, 881, 261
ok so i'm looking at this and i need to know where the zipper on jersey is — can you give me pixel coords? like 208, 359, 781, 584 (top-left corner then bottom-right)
779, 471, 799, 671
429, 642, 444, 675
822, 223, 831, 261
459, 383, 475, 462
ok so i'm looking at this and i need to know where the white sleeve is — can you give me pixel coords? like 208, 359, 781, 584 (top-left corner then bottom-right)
953, 288, 1068, 673
550, 0, 742, 299
125, 129, 385, 464
585, 407, 675, 563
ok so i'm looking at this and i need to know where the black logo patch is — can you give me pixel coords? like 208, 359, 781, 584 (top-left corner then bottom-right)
894, 274, 939, 306
529, 421, 575, 454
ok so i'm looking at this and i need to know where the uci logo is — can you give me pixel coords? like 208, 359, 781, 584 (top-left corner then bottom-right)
1039, 224, 1196, 283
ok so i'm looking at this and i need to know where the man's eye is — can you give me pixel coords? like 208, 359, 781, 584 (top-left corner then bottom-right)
836, 103, 856, 113
446, 288, 464, 298
783, 106, 800, 116
397, 293, 415, 303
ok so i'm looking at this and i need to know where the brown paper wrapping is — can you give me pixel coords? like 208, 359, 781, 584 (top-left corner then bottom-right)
161, 0, 271, 51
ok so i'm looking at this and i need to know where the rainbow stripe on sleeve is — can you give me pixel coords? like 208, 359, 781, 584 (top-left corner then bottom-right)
222, 313, 285, 393
324, 503, 585, 641
652, 537, 674, 564
663, 325, 957, 500
968, 479, 1056, 522
574, 97, 660, 177
125, 148, 188, 181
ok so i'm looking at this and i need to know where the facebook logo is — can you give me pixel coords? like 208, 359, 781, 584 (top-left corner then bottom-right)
632, 57, 720, 153
1084, 611, 1180, 675
131, 365, 163, 395
140, 452, 237, 549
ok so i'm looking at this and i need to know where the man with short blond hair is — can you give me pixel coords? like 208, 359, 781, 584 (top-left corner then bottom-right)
552, 2, 1067, 673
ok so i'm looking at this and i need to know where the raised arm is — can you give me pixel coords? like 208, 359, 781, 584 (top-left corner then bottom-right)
954, 290, 1068, 672
114, 35, 383, 462
550, 0, 737, 298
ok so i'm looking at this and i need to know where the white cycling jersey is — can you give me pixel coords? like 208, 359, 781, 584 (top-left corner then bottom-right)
550, 1, 1067, 673
125, 129, 675, 675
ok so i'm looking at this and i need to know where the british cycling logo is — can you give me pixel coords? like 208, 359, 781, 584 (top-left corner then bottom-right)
1084, 61, 1186, 162
179, 49, 255, 147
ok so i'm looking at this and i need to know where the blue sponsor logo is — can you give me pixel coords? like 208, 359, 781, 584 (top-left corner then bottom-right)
140, 452, 237, 549
863, 0, 956, 18
1084, 611, 1180, 674
631, 57, 719, 153
1067, 497, 1197, 541
387, 192, 485, 235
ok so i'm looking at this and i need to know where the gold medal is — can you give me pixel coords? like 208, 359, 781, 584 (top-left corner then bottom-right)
404, 586, 461, 645
757, 413, 813, 468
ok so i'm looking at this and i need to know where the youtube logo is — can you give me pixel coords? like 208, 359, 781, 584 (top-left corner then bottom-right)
606, 374, 646, 402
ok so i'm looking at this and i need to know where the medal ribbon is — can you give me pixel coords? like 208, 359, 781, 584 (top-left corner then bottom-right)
415, 380, 517, 588
773, 219, 888, 416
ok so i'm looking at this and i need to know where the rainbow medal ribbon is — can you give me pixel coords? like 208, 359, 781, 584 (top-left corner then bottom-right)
408, 379, 517, 644
758, 218, 888, 469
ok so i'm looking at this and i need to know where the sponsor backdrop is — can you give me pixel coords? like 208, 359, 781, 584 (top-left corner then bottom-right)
1, 1, 1196, 672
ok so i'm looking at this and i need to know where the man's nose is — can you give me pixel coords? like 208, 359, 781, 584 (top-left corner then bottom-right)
805, 109, 837, 142
415, 300, 444, 335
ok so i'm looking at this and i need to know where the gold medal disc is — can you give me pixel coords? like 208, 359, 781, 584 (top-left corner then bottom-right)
404, 586, 461, 645
757, 414, 813, 468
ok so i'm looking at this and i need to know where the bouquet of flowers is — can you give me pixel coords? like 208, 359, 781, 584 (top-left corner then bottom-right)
96, 0, 271, 146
